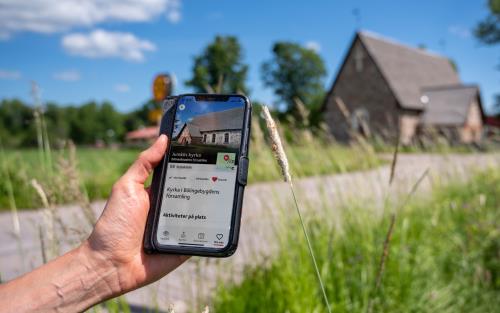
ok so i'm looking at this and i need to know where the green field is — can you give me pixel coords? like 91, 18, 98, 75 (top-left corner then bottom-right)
0, 148, 140, 209
213, 171, 500, 312
0, 141, 382, 210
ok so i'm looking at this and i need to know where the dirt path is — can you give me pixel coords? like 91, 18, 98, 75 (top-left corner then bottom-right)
1, 153, 499, 312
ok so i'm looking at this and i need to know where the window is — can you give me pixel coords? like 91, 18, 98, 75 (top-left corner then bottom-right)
224, 132, 229, 143
212, 133, 216, 143
351, 108, 370, 137
203, 134, 207, 142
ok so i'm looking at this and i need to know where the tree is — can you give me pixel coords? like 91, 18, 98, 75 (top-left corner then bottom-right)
261, 42, 327, 115
124, 99, 162, 132
474, 0, 500, 45
494, 95, 500, 116
474, 0, 500, 115
44, 103, 71, 145
98, 101, 125, 143
185, 35, 249, 94
0, 99, 37, 146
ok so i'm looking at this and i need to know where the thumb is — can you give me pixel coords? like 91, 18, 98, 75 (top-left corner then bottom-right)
125, 134, 168, 184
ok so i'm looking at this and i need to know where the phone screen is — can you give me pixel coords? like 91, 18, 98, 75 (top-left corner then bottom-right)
156, 95, 247, 249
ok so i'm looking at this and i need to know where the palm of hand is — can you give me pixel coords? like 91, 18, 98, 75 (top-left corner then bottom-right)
87, 135, 188, 293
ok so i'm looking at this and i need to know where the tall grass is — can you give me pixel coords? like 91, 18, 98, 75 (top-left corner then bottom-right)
261, 105, 332, 312
0, 148, 140, 209
2, 98, 498, 313
213, 170, 500, 312
4, 101, 135, 312
0, 119, 382, 210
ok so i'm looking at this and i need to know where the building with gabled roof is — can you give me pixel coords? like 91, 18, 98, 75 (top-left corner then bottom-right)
175, 107, 244, 147
322, 31, 484, 144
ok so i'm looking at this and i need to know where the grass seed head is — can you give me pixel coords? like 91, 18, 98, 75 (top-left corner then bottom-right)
261, 105, 292, 183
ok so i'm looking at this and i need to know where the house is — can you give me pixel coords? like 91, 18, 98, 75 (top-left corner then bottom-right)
419, 85, 483, 142
485, 115, 500, 128
484, 115, 500, 140
322, 31, 484, 144
125, 126, 159, 144
175, 107, 243, 147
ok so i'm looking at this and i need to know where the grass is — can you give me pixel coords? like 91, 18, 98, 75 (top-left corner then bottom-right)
2, 107, 498, 312
0, 141, 382, 210
212, 170, 500, 312
248, 142, 381, 182
0, 148, 139, 209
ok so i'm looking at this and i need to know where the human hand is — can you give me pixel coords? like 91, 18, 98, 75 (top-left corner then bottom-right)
0, 135, 189, 312
83, 134, 189, 295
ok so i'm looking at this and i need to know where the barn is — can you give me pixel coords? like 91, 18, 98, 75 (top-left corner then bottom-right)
175, 107, 243, 148
322, 31, 485, 144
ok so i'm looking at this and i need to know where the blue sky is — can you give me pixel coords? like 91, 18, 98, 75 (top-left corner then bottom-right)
0, 0, 498, 114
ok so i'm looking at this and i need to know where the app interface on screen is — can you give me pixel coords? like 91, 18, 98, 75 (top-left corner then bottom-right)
157, 96, 245, 249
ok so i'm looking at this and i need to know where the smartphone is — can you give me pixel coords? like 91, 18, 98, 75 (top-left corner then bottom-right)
144, 94, 251, 257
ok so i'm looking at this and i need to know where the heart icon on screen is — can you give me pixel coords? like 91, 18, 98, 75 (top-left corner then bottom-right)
211, 176, 218, 182
223, 154, 229, 161
216, 233, 223, 240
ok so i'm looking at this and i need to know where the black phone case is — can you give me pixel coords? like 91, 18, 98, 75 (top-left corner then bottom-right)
143, 94, 251, 257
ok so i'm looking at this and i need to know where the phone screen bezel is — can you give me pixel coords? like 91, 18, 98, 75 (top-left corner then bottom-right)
151, 94, 250, 256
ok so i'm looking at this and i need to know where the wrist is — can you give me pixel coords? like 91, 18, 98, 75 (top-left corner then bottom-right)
78, 240, 123, 298
0, 241, 125, 313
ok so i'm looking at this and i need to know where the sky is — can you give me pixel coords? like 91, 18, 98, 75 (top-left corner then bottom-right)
0, 0, 498, 114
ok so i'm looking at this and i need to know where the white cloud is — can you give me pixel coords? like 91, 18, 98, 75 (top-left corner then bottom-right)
166, 0, 181, 23
62, 29, 156, 62
0, 0, 182, 38
305, 41, 321, 53
53, 69, 80, 81
0, 70, 22, 80
114, 83, 130, 93
448, 25, 471, 39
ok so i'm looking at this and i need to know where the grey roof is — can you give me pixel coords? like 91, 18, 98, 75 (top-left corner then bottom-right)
358, 31, 460, 110
185, 123, 201, 137
190, 107, 244, 132
420, 85, 479, 126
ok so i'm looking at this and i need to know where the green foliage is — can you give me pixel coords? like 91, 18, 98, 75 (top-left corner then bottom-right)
0, 148, 138, 209
474, 0, 500, 116
125, 99, 163, 131
475, 0, 500, 45
492, 94, 500, 115
214, 171, 500, 312
185, 35, 249, 94
249, 141, 381, 183
0, 99, 157, 148
0, 124, 382, 209
100, 296, 131, 313
67, 101, 125, 144
0, 99, 38, 146
261, 42, 327, 114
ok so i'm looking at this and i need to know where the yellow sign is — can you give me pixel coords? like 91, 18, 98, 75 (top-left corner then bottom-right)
148, 108, 163, 124
152, 74, 172, 102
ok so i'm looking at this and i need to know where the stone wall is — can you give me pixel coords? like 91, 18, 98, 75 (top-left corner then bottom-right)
202, 130, 241, 148
399, 110, 421, 145
461, 99, 483, 143
323, 38, 402, 142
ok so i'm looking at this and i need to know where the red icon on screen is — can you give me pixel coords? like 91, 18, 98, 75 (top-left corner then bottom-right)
211, 176, 218, 182
223, 154, 229, 161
